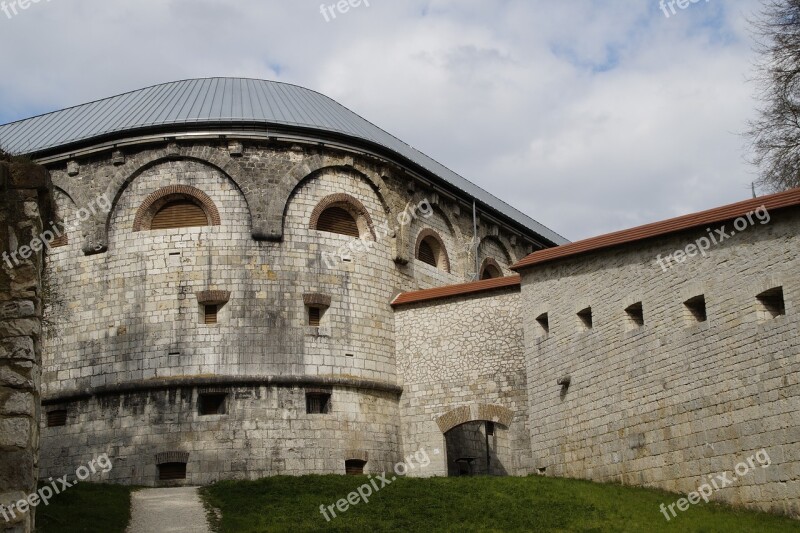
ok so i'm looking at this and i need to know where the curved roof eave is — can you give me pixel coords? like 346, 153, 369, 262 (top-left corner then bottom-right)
0, 77, 569, 246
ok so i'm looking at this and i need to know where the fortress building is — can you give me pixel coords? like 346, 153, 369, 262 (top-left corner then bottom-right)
0, 78, 796, 518
0, 78, 565, 485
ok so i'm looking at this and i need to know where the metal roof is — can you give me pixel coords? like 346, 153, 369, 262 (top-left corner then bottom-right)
0, 77, 568, 245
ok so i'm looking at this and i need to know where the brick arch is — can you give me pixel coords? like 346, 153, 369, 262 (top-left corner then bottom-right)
89, 147, 250, 255
132, 185, 221, 232
414, 228, 451, 273
269, 159, 391, 240
436, 404, 514, 434
309, 193, 377, 240
479, 235, 514, 265
479, 257, 503, 279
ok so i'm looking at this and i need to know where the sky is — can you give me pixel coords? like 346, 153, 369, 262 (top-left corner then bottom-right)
0, 0, 766, 241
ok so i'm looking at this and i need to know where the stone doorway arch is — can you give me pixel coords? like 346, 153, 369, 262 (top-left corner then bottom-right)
436, 404, 513, 477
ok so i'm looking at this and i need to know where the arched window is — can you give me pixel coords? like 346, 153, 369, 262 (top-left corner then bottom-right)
133, 185, 221, 232
418, 238, 437, 267
480, 258, 503, 280
150, 200, 209, 230
309, 194, 375, 240
316, 206, 360, 238
415, 229, 450, 272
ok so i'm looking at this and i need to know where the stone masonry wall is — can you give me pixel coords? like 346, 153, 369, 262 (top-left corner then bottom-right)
42, 384, 399, 486
38, 139, 531, 484
0, 158, 51, 533
520, 206, 800, 517
394, 287, 530, 477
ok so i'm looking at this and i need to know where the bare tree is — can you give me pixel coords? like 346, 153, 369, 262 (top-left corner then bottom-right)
747, 0, 800, 192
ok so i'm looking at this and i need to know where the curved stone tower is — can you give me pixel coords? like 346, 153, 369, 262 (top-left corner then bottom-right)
0, 78, 566, 485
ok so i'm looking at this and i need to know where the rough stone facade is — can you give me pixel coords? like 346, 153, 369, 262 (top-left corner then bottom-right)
0, 158, 52, 532
519, 206, 800, 517
393, 287, 530, 477
37, 139, 532, 486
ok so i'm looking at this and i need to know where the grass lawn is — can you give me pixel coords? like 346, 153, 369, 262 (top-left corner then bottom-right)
35, 482, 135, 533
200, 475, 800, 533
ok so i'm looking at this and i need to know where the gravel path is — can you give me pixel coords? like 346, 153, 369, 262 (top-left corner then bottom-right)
127, 487, 211, 533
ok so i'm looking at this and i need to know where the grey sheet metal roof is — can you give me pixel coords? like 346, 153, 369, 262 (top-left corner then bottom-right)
0, 78, 568, 245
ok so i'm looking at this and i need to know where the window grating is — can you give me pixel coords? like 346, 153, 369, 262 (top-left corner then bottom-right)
306, 393, 331, 414
316, 207, 359, 238
151, 201, 209, 230
46, 410, 67, 427
308, 306, 321, 327
418, 239, 437, 267
204, 304, 218, 325
158, 462, 187, 481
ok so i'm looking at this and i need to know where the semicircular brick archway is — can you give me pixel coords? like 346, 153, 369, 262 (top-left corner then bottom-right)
436, 404, 513, 434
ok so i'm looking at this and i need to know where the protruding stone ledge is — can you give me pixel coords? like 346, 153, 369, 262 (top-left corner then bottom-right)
155, 451, 190, 465
303, 293, 332, 308
42, 375, 403, 404
345, 450, 369, 462
196, 290, 231, 305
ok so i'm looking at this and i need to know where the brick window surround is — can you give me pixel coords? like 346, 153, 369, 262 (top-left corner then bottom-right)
414, 228, 451, 272
133, 185, 221, 232
309, 193, 376, 240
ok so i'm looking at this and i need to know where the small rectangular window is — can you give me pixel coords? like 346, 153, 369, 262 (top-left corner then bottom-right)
46, 409, 67, 427
308, 306, 321, 327
757, 287, 785, 320
577, 307, 593, 331
198, 393, 227, 415
684, 295, 707, 324
486, 422, 495, 436
535, 313, 549, 336
345, 459, 366, 475
306, 393, 331, 414
625, 302, 644, 329
158, 462, 187, 481
204, 304, 218, 325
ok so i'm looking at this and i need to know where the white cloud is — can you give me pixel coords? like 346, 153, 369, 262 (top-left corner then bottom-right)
0, 0, 765, 241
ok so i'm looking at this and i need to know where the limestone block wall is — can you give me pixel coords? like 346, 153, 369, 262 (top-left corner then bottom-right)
394, 287, 531, 477
37, 138, 530, 483
41, 384, 399, 486
0, 158, 51, 533
520, 207, 800, 517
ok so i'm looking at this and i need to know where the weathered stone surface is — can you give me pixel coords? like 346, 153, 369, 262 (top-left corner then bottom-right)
1, 162, 48, 533
0, 320, 39, 339
519, 210, 800, 518
0, 418, 31, 448
0, 338, 35, 362
37, 140, 527, 488
0, 366, 34, 390
0, 451, 35, 489
0, 302, 35, 321
0, 391, 34, 417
